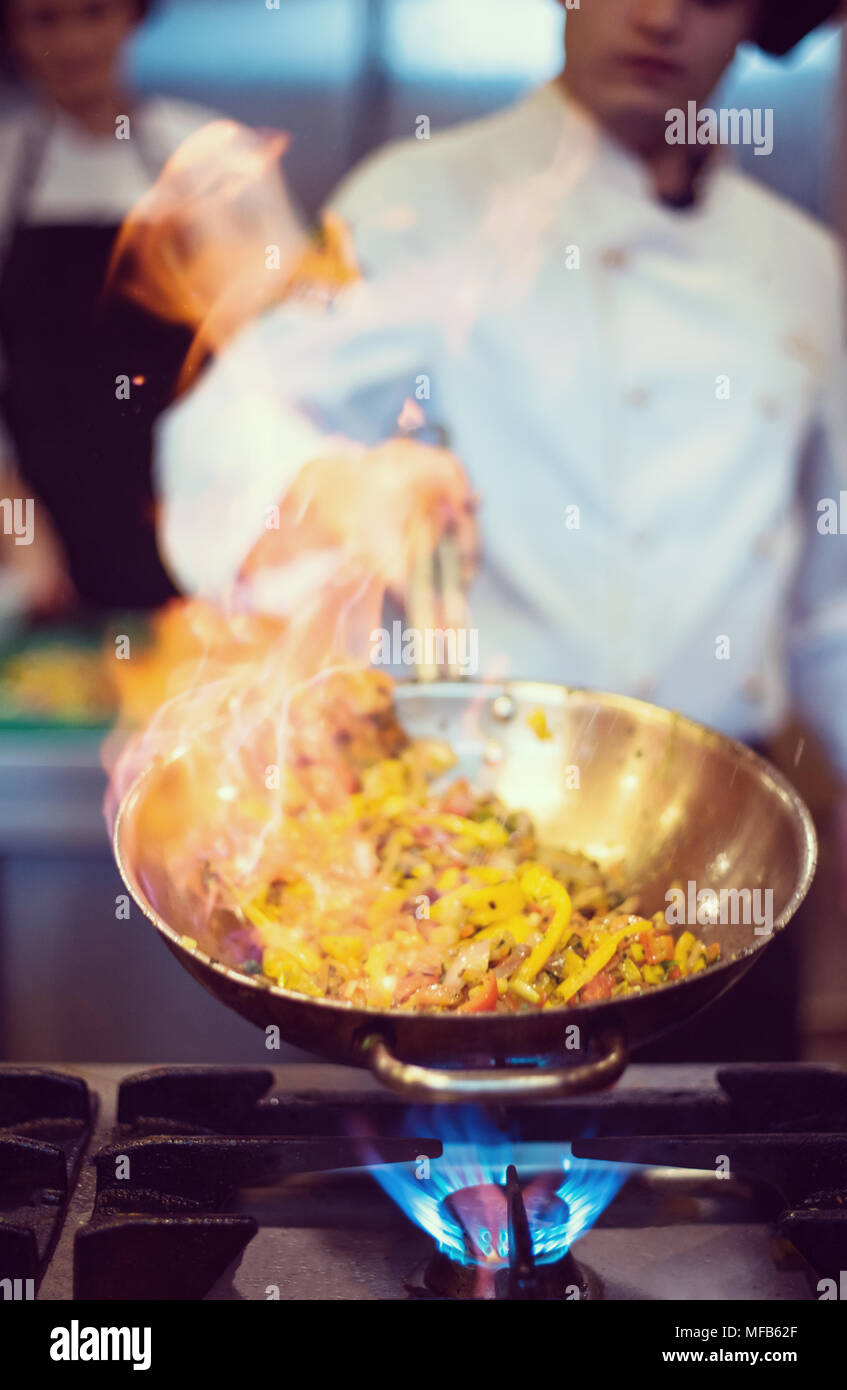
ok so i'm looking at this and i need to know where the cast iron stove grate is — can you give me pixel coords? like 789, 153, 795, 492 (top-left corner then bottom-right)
2, 1063, 847, 1300
0, 1068, 93, 1296
570, 1065, 847, 1286
75, 1067, 441, 1299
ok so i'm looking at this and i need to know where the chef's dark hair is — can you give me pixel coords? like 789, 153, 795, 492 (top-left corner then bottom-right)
758, 0, 842, 56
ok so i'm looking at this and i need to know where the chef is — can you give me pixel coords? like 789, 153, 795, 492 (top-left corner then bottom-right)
0, 0, 220, 613
157, 0, 845, 1058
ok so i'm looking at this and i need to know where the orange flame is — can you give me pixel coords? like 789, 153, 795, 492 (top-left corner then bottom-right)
105, 430, 475, 836
103, 119, 477, 940
108, 120, 359, 393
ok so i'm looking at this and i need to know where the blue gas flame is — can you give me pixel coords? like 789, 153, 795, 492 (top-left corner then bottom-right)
366, 1108, 630, 1267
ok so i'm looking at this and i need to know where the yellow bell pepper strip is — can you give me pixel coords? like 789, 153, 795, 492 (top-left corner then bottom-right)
673, 930, 697, 971
472, 913, 536, 946
513, 867, 572, 986
420, 813, 509, 849
462, 882, 526, 924
511, 979, 541, 1005
321, 935, 366, 969
262, 946, 323, 996
431, 880, 525, 927
564, 947, 584, 977
364, 943, 395, 1007
375, 830, 413, 881
467, 865, 509, 884
621, 956, 642, 986
685, 938, 705, 972
472, 819, 511, 850
557, 919, 649, 1002
365, 887, 406, 929
245, 900, 324, 977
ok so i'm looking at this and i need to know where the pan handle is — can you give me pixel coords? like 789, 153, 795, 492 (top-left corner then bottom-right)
363, 1032, 628, 1102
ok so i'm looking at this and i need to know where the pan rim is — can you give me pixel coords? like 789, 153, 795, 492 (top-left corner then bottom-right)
112, 679, 818, 1027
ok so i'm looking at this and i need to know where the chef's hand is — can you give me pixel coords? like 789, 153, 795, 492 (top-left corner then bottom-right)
239, 437, 479, 597
0, 499, 76, 618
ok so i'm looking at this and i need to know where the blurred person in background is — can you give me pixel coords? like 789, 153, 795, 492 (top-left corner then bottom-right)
0, 0, 220, 617
158, 0, 845, 1059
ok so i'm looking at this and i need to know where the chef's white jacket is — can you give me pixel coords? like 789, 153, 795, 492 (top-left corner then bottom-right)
157, 81, 847, 775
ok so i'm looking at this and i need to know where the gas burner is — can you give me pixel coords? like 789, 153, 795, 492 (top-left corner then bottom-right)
365, 1104, 629, 1277
2, 1063, 846, 1300
408, 1165, 602, 1300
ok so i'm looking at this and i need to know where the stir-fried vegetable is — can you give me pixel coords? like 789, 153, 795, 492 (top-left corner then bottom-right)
200, 674, 720, 1013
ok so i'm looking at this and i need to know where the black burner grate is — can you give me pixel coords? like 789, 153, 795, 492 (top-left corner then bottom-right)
76, 1067, 440, 1299
1, 1063, 846, 1300
572, 1064, 847, 1284
0, 1069, 93, 1296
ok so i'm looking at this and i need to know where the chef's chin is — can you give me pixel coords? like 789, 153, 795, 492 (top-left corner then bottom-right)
564, 56, 689, 152
592, 83, 683, 150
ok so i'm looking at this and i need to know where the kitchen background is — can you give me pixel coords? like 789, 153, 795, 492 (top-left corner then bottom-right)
0, 0, 843, 1064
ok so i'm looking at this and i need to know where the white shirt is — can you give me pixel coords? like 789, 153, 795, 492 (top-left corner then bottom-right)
0, 95, 222, 225
157, 82, 847, 774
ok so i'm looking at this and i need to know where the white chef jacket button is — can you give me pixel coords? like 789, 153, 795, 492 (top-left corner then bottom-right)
742, 674, 766, 703
625, 387, 650, 409
634, 528, 650, 544
634, 677, 656, 701
758, 396, 781, 420
600, 248, 630, 270
784, 331, 822, 371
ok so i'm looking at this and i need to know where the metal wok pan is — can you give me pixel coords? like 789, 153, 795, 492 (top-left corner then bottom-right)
113, 682, 817, 1102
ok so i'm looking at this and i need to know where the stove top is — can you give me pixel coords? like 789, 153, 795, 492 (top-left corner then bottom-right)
2, 1062, 844, 1302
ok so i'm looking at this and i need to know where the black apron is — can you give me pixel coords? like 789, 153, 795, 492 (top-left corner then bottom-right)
0, 110, 192, 612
